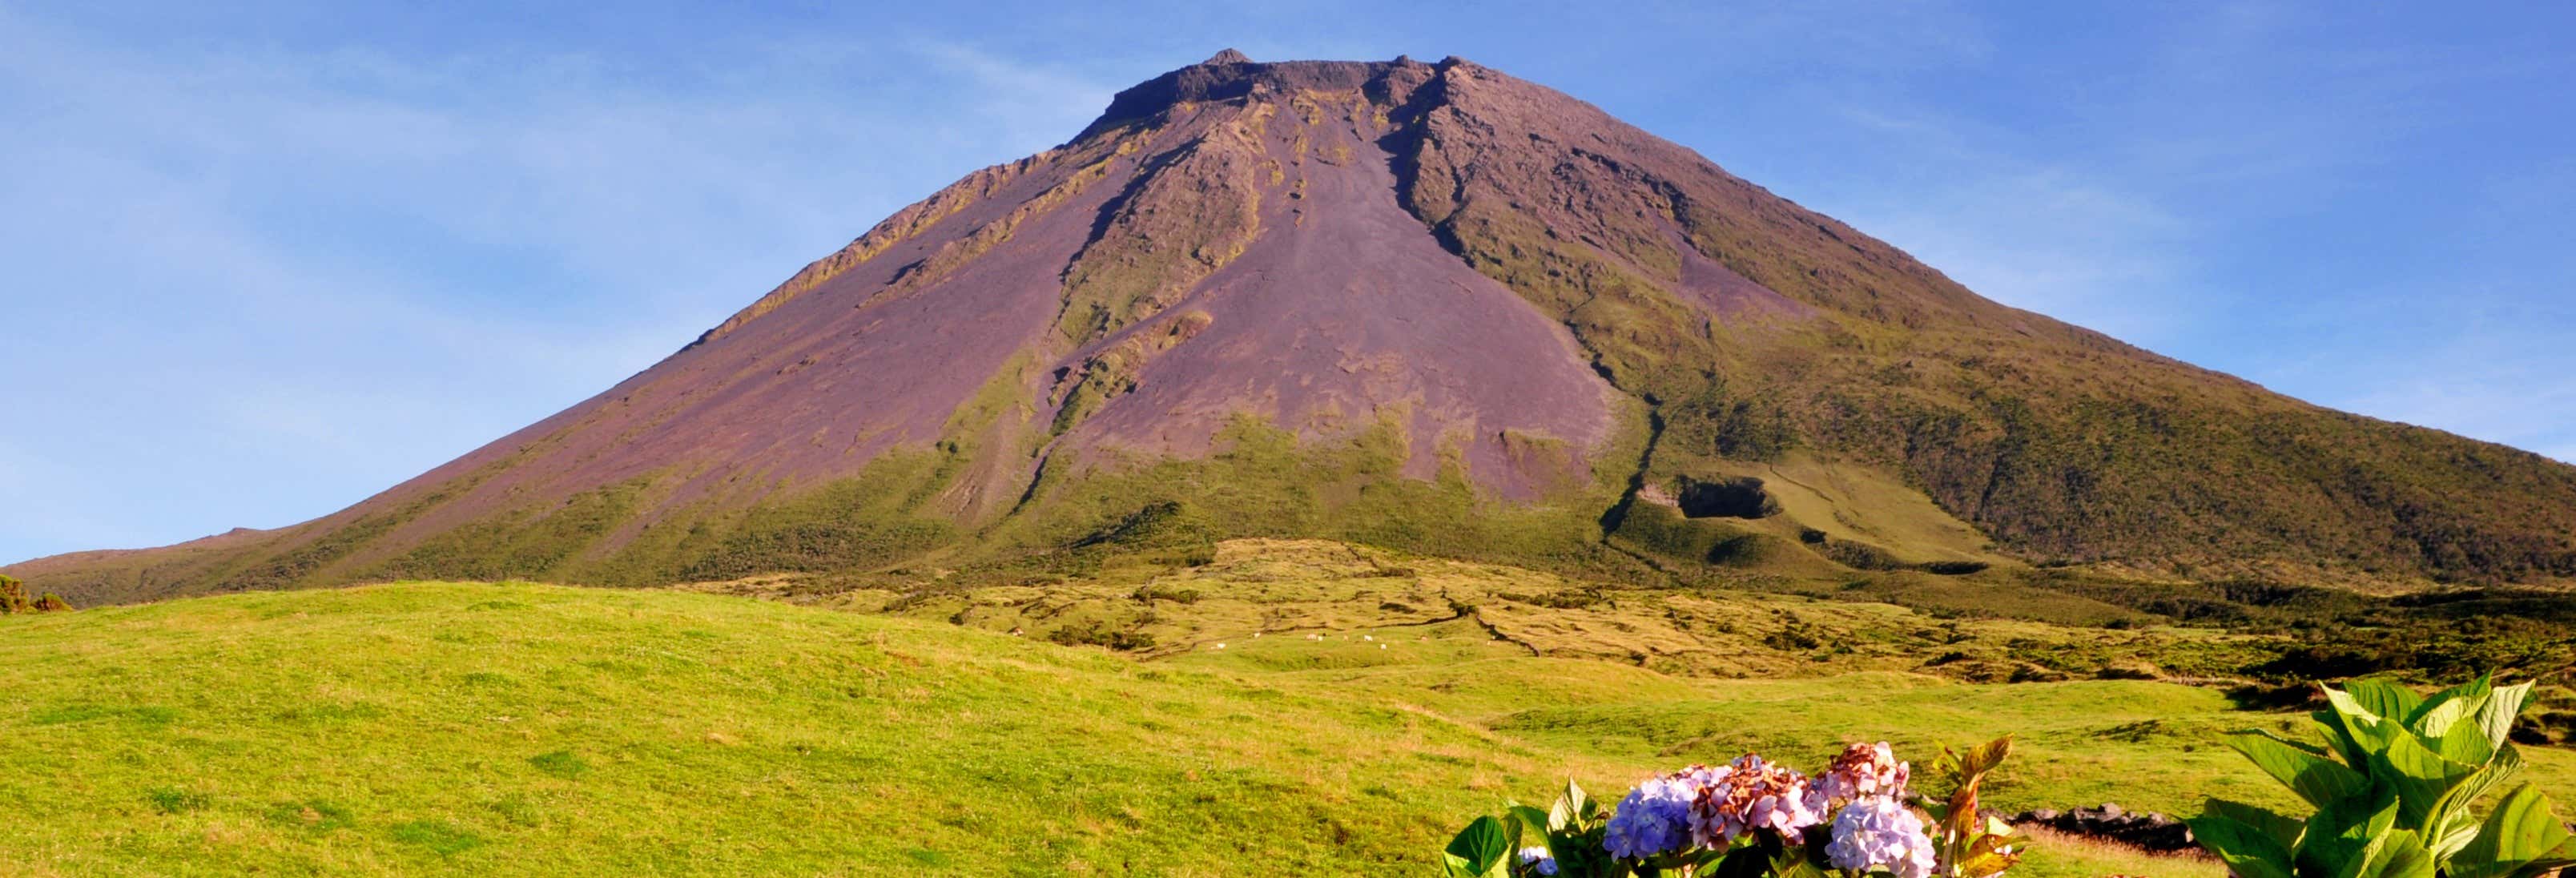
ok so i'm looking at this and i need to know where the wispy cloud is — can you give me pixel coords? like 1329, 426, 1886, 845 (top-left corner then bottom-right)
1817, 107, 2197, 340
1703, 2, 2576, 467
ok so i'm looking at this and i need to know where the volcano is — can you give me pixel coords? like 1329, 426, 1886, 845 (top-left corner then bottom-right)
17, 51, 2576, 605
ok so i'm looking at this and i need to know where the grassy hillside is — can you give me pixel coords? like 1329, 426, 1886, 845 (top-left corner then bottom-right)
8, 570, 2572, 875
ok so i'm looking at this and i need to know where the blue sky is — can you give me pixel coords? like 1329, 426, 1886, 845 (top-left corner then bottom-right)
3, 1, 2571, 564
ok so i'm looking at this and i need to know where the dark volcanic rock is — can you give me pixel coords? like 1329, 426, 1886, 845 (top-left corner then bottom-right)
2014, 805, 2195, 853
1674, 476, 1778, 519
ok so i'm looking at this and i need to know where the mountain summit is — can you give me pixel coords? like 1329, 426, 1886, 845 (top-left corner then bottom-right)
17, 53, 2576, 603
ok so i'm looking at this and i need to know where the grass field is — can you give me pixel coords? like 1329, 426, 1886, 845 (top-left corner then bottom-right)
5, 561, 2570, 875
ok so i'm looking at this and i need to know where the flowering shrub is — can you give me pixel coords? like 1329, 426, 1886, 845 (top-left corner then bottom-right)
1440, 738, 2022, 877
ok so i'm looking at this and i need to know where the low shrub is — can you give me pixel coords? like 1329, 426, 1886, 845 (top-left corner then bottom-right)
1045, 625, 1157, 651
145, 787, 208, 815
1820, 539, 1903, 572
0, 574, 65, 614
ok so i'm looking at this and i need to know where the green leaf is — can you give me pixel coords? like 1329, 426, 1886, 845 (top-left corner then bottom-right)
2452, 785, 2574, 878
2510, 837, 2576, 878
2188, 815, 2297, 878
1509, 804, 1554, 839
2227, 730, 2371, 808
1952, 832, 2025, 878
2302, 784, 2400, 878
2348, 679, 2426, 727
1563, 779, 1595, 825
2417, 694, 2492, 762
2427, 745, 2526, 859
1446, 816, 1511, 878
2406, 675, 2486, 726
1769, 846, 1830, 878
2316, 712, 2377, 774
2204, 798, 2305, 850
1964, 735, 2012, 776
2353, 829, 2437, 878
2374, 730, 2481, 828
2478, 681, 2538, 751
2322, 688, 2405, 768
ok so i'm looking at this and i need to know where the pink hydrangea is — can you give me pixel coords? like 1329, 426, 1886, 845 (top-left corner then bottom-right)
1688, 754, 1821, 845
1810, 741, 1910, 808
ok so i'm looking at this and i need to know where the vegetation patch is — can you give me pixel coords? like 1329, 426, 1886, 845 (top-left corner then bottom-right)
389, 819, 486, 856
146, 787, 210, 815
527, 750, 590, 779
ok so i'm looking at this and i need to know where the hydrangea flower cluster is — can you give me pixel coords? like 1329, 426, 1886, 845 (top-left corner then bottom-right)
1688, 754, 1822, 845
1825, 795, 1938, 878
1812, 740, 1911, 806
1444, 739, 2012, 878
1602, 765, 1721, 858
1587, 743, 1959, 876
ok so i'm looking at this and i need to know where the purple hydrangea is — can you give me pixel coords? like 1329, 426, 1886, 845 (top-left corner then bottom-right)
1603, 766, 1723, 859
1825, 796, 1937, 878
1517, 845, 1559, 876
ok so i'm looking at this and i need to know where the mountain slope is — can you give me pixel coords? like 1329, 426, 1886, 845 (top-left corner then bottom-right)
14, 51, 2576, 605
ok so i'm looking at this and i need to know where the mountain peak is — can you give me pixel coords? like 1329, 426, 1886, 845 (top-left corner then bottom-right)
16, 53, 2575, 606
1078, 53, 1439, 140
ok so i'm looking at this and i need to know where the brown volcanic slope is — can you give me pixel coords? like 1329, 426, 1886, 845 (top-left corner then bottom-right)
16, 52, 2576, 605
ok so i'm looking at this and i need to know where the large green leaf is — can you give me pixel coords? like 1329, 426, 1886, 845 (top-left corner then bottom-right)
2477, 681, 2539, 751
1445, 816, 1511, 878
2228, 730, 2371, 808
2324, 689, 2405, 766
2451, 785, 2574, 878
2376, 730, 2482, 828
2428, 745, 2528, 859
2349, 679, 2427, 727
2204, 798, 2306, 849
1564, 779, 1596, 824
2318, 710, 2377, 772
2303, 785, 2400, 878
2510, 841, 2576, 878
2188, 814, 2296, 878
1510, 803, 1555, 840
2417, 693, 2494, 763
2353, 829, 2438, 878
2406, 675, 2487, 725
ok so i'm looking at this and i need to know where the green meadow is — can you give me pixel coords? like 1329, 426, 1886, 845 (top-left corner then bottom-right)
5, 545, 2570, 876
